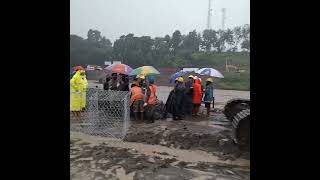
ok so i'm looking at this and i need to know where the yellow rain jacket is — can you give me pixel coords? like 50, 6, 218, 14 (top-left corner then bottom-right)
70, 71, 87, 111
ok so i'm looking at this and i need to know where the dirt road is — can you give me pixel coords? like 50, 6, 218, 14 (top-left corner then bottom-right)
71, 82, 250, 179
71, 129, 250, 180
71, 113, 250, 179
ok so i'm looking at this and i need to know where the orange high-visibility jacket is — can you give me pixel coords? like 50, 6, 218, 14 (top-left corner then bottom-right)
192, 79, 202, 104
130, 86, 144, 102
147, 84, 157, 105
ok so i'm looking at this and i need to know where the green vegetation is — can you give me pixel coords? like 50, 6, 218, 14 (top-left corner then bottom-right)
70, 25, 250, 90
215, 71, 250, 91
193, 52, 250, 90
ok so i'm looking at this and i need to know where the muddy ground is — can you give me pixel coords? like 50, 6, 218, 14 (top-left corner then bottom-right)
71, 122, 249, 180
124, 112, 250, 160
71, 110, 250, 180
71, 140, 249, 180
71, 83, 250, 179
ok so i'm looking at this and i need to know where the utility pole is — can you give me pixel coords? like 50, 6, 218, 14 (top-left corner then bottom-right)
207, 0, 213, 30
222, 8, 226, 30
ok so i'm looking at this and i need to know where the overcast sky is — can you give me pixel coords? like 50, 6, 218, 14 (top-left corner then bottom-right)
70, 0, 250, 42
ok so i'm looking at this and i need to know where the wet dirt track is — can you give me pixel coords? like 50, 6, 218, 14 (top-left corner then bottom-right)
71, 111, 250, 180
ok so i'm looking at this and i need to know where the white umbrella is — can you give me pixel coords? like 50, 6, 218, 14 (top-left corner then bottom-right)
196, 68, 224, 78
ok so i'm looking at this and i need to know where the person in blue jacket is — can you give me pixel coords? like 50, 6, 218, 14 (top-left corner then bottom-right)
203, 78, 214, 117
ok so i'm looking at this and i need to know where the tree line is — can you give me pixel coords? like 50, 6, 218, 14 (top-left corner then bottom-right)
70, 25, 250, 68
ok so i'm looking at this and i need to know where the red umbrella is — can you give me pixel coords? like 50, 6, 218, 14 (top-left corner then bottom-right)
105, 63, 133, 75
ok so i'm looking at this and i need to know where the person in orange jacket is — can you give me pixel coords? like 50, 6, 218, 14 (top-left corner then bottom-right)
192, 77, 203, 116
130, 81, 145, 121
144, 76, 157, 123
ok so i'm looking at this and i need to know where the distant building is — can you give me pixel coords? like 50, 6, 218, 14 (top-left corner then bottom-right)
182, 68, 199, 72
86, 65, 103, 71
104, 61, 112, 66
86, 65, 96, 71
96, 66, 103, 70
112, 61, 121, 64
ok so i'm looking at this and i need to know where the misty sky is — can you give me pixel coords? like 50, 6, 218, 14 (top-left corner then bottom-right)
70, 0, 250, 42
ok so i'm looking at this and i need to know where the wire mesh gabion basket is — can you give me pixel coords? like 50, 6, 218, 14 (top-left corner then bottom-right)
70, 88, 131, 139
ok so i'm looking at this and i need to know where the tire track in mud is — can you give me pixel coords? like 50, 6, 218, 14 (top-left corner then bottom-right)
124, 119, 250, 161
71, 132, 250, 180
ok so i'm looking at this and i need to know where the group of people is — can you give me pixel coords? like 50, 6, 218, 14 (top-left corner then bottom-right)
129, 75, 160, 123
128, 73, 215, 122
102, 72, 160, 123
103, 73, 130, 91
165, 75, 214, 120
70, 67, 214, 123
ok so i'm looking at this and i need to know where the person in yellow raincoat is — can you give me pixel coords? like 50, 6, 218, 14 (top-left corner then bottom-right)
70, 70, 87, 119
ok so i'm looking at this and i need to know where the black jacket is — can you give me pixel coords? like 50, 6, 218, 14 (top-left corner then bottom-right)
173, 83, 185, 117
165, 90, 175, 114
103, 81, 110, 90
117, 82, 129, 91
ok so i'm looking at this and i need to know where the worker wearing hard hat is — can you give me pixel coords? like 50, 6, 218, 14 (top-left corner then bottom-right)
177, 77, 184, 82
136, 74, 151, 104
70, 69, 87, 120
110, 73, 118, 90
192, 76, 203, 116
143, 76, 161, 123
186, 75, 194, 87
203, 78, 214, 116
137, 74, 147, 89
137, 74, 145, 80
172, 77, 185, 120
183, 75, 195, 116
130, 80, 145, 121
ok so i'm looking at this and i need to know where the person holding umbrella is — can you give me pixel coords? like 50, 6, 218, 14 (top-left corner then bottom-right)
118, 74, 129, 91
163, 77, 178, 119
172, 77, 185, 120
103, 74, 111, 90
203, 78, 214, 117
183, 75, 194, 116
110, 73, 118, 90
192, 77, 203, 116
137, 74, 151, 103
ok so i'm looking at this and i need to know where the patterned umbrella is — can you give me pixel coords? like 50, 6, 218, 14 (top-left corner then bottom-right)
105, 63, 133, 75
196, 68, 224, 78
130, 66, 160, 76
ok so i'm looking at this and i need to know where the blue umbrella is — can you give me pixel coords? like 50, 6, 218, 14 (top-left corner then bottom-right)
169, 70, 188, 83
196, 68, 224, 78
